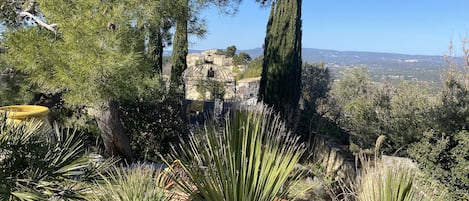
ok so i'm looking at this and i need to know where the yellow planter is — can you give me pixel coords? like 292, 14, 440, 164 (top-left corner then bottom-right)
0, 105, 49, 124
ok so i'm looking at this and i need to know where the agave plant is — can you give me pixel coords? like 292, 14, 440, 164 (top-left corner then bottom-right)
167, 104, 307, 201
0, 113, 115, 200
87, 164, 172, 201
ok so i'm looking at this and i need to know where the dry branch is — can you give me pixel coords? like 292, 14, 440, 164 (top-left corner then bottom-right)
19, 11, 57, 33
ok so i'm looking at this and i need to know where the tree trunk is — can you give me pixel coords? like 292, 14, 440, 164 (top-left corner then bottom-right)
149, 27, 164, 74
170, 0, 189, 88
93, 100, 133, 161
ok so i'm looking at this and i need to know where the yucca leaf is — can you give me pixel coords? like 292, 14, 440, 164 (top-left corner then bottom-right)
167, 104, 307, 201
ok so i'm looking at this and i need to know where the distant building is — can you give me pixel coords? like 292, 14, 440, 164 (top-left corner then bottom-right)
186, 50, 233, 67
183, 50, 238, 101
183, 64, 236, 101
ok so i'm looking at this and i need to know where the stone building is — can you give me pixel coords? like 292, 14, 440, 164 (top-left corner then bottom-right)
186, 50, 233, 68
183, 63, 235, 101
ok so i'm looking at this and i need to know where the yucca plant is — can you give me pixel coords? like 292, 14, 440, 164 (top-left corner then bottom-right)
167, 104, 307, 201
0, 113, 115, 200
88, 164, 172, 201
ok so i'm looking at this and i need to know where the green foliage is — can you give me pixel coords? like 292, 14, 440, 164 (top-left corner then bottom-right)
297, 62, 349, 144
259, 0, 302, 122
167, 105, 307, 201
231, 65, 241, 74
118, 81, 188, 160
0, 114, 115, 200
328, 67, 435, 155
88, 164, 172, 201
0, 0, 32, 27
225, 45, 237, 57
171, 0, 189, 87
195, 79, 226, 100
300, 62, 331, 119
216, 49, 224, 55
4, 0, 155, 107
328, 67, 381, 149
409, 67, 469, 200
0, 70, 33, 106
232, 52, 252, 67
237, 56, 263, 80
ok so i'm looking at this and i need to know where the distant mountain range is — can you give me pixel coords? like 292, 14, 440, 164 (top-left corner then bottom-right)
164, 48, 463, 83
166, 48, 460, 69
240, 48, 462, 69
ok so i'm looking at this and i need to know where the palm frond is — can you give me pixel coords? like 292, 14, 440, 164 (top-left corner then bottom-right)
0, 113, 115, 200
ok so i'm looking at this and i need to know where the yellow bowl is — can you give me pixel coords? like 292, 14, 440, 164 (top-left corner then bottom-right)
0, 105, 49, 121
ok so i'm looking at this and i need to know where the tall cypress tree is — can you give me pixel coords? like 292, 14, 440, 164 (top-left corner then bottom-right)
259, 0, 302, 123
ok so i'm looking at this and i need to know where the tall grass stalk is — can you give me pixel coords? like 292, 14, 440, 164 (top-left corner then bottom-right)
167, 104, 306, 201
357, 157, 420, 201
335, 136, 447, 201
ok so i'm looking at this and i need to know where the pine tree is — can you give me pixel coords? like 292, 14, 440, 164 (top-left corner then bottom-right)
259, 0, 302, 125
2, 0, 172, 160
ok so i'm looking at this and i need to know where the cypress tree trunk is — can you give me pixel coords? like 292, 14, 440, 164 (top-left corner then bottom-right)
149, 28, 164, 74
259, 0, 302, 126
171, 0, 189, 88
93, 100, 133, 161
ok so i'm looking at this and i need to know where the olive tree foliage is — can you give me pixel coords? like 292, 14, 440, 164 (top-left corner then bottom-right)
1, 0, 176, 160
328, 67, 435, 155
327, 67, 379, 149
225, 45, 237, 57
408, 42, 469, 200
296, 62, 350, 144
232, 52, 252, 67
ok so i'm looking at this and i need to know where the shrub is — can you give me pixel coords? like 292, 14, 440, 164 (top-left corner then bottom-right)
328, 67, 435, 155
167, 104, 308, 201
0, 113, 115, 200
119, 87, 188, 161
408, 60, 469, 200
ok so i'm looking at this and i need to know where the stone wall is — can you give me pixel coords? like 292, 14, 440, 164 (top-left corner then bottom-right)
308, 134, 356, 182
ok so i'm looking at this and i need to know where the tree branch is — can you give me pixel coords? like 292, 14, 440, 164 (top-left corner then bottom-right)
19, 11, 57, 33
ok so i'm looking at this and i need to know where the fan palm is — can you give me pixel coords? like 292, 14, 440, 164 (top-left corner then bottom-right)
0, 113, 115, 200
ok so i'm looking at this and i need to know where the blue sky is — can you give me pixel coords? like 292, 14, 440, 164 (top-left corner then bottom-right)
190, 0, 469, 56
